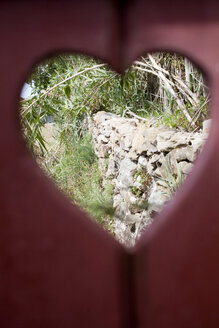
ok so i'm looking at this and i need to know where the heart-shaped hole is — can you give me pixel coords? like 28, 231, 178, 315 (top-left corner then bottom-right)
20, 52, 210, 247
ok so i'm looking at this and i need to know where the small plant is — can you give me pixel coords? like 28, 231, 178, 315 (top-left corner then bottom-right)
157, 156, 183, 197
131, 186, 143, 198
133, 168, 152, 196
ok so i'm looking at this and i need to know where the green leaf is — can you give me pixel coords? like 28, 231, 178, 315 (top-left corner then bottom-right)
64, 85, 71, 99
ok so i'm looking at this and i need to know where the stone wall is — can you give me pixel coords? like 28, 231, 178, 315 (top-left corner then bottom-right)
89, 111, 210, 247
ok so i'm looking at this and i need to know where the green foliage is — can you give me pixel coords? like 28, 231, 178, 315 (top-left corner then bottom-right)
132, 168, 152, 197
20, 52, 210, 230
44, 133, 114, 230
158, 157, 183, 197
20, 52, 210, 152
131, 186, 143, 198
159, 109, 191, 130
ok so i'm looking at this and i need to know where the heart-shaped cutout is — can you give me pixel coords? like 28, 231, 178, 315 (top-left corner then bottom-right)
20, 52, 210, 248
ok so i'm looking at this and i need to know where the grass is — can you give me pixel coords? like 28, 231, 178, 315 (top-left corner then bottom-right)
41, 132, 115, 231
157, 156, 184, 197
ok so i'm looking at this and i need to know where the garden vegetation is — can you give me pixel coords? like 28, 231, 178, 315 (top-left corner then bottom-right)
20, 52, 210, 229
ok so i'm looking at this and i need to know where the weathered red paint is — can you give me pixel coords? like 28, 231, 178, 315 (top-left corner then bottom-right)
0, 0, 219, 327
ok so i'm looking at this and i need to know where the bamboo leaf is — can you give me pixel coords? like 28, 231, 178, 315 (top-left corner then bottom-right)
64, 85, 71, 99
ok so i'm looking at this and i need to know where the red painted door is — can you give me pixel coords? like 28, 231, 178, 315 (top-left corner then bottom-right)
0, 1, 219, 327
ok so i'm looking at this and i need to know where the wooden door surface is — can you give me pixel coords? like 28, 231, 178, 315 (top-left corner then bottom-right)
0, 1, 219, 327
